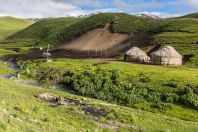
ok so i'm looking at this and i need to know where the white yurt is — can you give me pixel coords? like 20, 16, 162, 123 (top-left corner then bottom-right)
125, 47, 150, 63
150, 46, 182, 66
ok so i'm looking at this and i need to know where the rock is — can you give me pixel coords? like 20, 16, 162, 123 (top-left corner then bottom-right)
3, 74, 13, 79
38, 93, 57, 102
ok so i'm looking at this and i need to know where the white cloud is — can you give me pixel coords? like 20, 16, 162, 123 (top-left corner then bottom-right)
0, 0, 86, 18
55, 0, 103, 7
188, 0, 198, 8
138, 11, 183, 18
112, 0, 147, 11
0, 0, 196, 18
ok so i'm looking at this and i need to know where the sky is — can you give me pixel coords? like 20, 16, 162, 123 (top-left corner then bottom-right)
0, 0, 198, 18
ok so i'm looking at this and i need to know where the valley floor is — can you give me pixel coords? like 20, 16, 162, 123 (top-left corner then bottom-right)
0, 58, 198, 132
0, 77, 198, 132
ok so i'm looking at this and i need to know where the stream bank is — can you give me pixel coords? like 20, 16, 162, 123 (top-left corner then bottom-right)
1, 61, 43, 87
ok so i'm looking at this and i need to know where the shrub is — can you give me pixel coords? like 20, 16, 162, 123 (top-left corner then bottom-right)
180, 87, 198, 109
20, 63, 198, 110
163, 82, 178, 88
139, 73, 151, 83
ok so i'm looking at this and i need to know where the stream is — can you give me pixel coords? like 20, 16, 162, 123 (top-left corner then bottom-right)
2, 61, 43, 87
2, 61, 64, 90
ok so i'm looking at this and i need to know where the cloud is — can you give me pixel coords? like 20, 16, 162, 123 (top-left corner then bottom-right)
55, 0, 103, 7
138, 11, 183, 18
0, 0, 86, 18
0, 0, 196, 18
188, 0, 198, 8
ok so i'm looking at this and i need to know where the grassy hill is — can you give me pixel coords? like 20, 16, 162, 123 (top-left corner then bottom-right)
0, 16, 32, 41
0, 17, 80, 48
181, 13, 198, 18
9, 17, 81, 41
0, 13, 198, 131
49, 13, 165, 45
1, 13, 198, 67
150, 18, 198, 67
9, 13, 165, 46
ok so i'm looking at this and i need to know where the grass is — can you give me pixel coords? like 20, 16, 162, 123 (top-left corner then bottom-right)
0, 12, 198, 131
0, 62, 15, 75
19, 58, 198, 91
49, 13, 165, 45
9, 13, 165, 47
16, 58, 198, 121
5, 13, 197, 67
0, 77, 198, 131
7, 17, 82, 48
149, 18, 198, 68
0, 16, 32, 41
0, 49, 17, 56
180, 13, 198, 18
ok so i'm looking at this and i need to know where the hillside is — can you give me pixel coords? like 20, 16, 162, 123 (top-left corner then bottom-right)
49, 13, 164, 45
10, 17, 81, 41
150, 18, 198, 67
61, 28, 130, 53
10, 13, 164, 46
2, 13, 198, 67
181, 13, 198, 18
0, 12, 198, 131
0, 16, 32, 41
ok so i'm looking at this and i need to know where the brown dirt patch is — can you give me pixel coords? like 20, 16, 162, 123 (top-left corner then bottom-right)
37, 93, 87, 106
60, 28, 130, 51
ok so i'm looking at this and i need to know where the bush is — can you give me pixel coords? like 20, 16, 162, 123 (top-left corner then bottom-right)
20, 62, 198, 110
139, 73, 151, 83
163, 82, 178, 88
180, 87, 198, 109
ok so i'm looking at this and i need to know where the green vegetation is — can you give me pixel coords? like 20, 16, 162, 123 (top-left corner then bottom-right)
0, 49, 17, 56
150, 19, 198, 67
50, 13, 164, 45
17, 58, 198, 91
6, 13, 197, 67
0, 16, 32, 41
181, 13, 198, 18
1, 75, 198, 131
69, 68, 198, 110
8, 17, 81, 47
0, 12, 198, 131
16, 58, 198, 121
0, 62, 15, 75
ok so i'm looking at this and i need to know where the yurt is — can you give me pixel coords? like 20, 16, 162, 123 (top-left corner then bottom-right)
124, 47, 150, 63
150, 46, 182, 66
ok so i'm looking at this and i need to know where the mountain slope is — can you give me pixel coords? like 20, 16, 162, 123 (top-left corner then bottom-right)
49, 13, 164, 45
0, 16, 32, 40
3, 13, 198, 67
10, 17, 81, 41
181, 13, 198, 18
150, 18, 198, 67
10, 13, 164, 46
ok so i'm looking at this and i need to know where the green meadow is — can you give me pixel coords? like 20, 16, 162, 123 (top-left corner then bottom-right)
0, 13, 198, 131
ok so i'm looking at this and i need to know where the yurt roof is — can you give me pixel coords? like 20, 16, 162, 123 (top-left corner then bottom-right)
125, 47, 147, 56
151, 46, 182, 58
